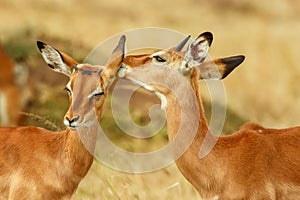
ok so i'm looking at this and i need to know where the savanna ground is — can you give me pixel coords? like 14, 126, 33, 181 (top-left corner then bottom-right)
1, 0, 300, 199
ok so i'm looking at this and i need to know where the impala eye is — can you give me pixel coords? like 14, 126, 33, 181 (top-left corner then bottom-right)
94, 92, 104, 97
64, 87, 72, 96
153, 55, 166, 62
88, 89, 104, 99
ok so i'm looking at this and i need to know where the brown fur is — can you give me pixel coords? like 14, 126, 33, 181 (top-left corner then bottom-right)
125, 48, 300, 199
124, 54, 153, 67
0, 38, 124, 199
0, 43, 29, 126
0, 44, 14, 85
0, 127, 93, 199
174, 70, 300, 199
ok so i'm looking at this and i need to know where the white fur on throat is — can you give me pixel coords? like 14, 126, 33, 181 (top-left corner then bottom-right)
126, 77, 167, 110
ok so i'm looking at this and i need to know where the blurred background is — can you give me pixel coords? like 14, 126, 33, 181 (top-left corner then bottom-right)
1, 0, 300, 199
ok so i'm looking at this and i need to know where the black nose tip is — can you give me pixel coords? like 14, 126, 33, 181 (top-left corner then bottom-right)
66, 116, 79, 124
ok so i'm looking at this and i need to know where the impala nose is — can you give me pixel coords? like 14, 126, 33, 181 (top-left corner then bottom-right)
64, 116, 80, 128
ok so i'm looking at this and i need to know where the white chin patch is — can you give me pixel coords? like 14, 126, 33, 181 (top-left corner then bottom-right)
154, 91, 167, 110
117, 65, 132, 78
124, 77, 167, 110
127, 78, 155, 92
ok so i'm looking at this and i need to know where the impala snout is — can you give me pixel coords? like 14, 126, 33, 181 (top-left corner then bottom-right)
64, 115, 80, 129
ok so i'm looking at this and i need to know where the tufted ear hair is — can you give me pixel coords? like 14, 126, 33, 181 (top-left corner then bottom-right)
37, 41, 78, 77
184, 32, 213, 67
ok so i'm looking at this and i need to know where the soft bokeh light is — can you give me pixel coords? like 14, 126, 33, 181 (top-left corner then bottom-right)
1, 0, 300, 198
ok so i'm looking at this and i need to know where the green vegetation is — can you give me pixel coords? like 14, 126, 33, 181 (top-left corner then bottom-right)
2, 33, 246, 199
1, 0, 300, 198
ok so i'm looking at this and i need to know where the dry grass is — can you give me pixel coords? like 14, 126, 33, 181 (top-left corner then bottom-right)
1, 0, 300, 199
73, 163, 200, 200
2, 0, 300, 128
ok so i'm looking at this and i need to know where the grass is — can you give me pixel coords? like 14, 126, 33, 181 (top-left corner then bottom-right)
73, 163, 201, 200
1, 0, 300, 198
1, 33, 246, 199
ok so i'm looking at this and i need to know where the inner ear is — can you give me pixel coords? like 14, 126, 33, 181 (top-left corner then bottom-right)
184, 32, 213, 67
37, 41, 78, 77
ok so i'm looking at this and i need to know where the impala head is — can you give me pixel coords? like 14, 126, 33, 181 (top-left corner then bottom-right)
120, 32, 245, 106
122, 32, 244, 79
37, 36, 125, 129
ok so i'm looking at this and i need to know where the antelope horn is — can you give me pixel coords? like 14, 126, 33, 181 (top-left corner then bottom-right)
175, 35, 191, 51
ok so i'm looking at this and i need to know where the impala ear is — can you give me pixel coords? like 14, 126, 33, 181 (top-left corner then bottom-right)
197, 55, 245, 80
37, 41, 78, 77
102, 35, 126, 85
184, 32, 213, 67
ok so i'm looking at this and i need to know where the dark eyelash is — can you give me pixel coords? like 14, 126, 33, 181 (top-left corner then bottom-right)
153, 55, 166, 62
64, 87, 72, 96
94, 92, 104, 97
64, 87, 71, 92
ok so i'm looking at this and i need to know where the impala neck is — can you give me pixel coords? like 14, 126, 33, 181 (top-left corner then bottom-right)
64, 102, 103, 177
64, 121, 98, 182
72, 97, 104, 154
165, 68, 210, 149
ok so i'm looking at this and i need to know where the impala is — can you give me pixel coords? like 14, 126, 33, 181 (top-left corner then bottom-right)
0, 43, 30, 126
0, 36, 125, 199
119, 32, 300, 199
